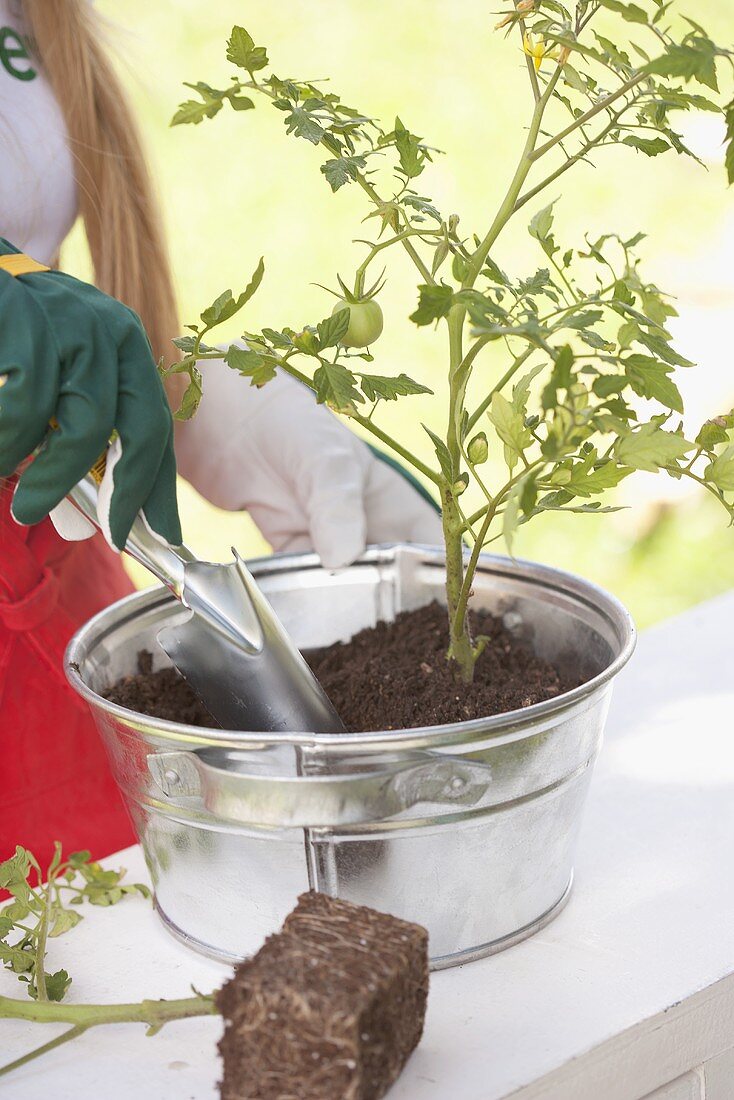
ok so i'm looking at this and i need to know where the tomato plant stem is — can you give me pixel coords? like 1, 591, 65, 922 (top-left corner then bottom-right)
441, 62, 562, 682
0, 993, 219, 1078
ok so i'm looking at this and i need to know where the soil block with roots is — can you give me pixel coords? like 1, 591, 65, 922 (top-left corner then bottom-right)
216, 891, 429, 1100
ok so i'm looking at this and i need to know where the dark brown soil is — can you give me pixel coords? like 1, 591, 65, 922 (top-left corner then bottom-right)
103, 650, 217, 727
307, 601, 579, 731
105, 602, 580, 731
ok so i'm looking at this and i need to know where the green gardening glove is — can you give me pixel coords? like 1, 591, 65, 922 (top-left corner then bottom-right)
0, 238, 181, 550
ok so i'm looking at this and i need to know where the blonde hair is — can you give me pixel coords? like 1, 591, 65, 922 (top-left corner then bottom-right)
21, 0, 180, 369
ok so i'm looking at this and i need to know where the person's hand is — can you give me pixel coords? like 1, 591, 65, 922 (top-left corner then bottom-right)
0, 239, 181, 550
175, 358, 443, 569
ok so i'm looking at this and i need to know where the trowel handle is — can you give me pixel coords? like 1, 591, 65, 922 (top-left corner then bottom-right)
68, 474, 196, 599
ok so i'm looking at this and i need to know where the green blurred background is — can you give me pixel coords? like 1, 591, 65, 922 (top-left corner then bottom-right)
66, 1, 734, 628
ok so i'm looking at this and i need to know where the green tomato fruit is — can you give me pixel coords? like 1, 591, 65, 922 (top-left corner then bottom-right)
333, 298, 384, 348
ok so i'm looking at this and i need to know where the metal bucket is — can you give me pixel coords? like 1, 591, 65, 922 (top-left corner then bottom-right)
65, 545, 635, 969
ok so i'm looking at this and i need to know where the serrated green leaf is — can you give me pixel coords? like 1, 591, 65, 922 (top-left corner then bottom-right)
201, 290, 235, 327
560, 308, 604, 331
171, 97, 223, 127
313, 362, 364, 414
598, 0, 649, 24
512, 364, 544, 413
593, 374, 628, 398
615, 422, 693, 471
647, 41, 719, 92
282, 104, 325, 144
618, 320, 640, 348
503, 479, 524, 556
402, 194, 442, 223
567, 460, 631, 496
172, 336, 216, 355
171, 82, 229, 127
517, 269, 552, 297
224, 346, 263, 372
261, 327, 292, 349
49, 908, 83, 939
696, 415, 733, 450
563, 63, 588, 93
529, 202, 556, 242
200, 258, 265, 329
292, 329, 320, 356
623, 135, 672, 156
317, 308, 350, 350
0, 847, 31, 890
625, 354, 683, 412
423, 425, 454, 480
542, 345, 575, 411
226, 26, 268, 74
488, 392, 532, 473
482, 258, 511, 286
705, 445, 734, 491
359, 373, 433, 402
45, 969, 72, 1002
320, 155, 367, 191
593, 32, 633, 69
520, 473, 538, 516
725, 98, 734, 186
410, 283, 454, 326
394, 116, 425, 179
3, 899, 30, 921
637, 330, 694, 367
581, 330, 615, 352
0, 944, 35, 973
224, 345, 277, 387
175, 368, 203, 420
228, 93, 255, 113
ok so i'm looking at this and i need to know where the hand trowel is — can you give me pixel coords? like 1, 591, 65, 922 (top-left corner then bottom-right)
68, 475, 345, 733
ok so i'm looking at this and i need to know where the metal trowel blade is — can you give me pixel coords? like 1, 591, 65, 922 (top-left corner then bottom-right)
156, 554, 344, 734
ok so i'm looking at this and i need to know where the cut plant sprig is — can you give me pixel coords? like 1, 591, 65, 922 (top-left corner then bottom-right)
171, 10, 734, 682
0, 845, 217, 1078
0, 844, 151, 1004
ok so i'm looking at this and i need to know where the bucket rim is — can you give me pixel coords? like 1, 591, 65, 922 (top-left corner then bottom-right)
64, 543, 636, 751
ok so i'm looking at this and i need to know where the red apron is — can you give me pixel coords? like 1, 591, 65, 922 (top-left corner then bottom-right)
0, 478, 136, 868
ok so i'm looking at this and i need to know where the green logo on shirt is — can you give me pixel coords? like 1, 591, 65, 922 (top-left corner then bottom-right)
0, 27, 36, 81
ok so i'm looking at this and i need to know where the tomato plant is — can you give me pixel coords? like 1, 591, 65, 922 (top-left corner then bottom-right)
170, 4, 734, 683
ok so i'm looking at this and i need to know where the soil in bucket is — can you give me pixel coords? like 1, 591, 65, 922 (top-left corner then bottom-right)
103, 602, 581, 731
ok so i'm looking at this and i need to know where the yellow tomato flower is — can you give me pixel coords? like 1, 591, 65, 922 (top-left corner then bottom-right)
523, 32, 547, 71
523, 32, 566, 71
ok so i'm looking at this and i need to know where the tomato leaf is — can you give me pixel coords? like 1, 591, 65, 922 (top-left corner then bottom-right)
321, 155, 367, 191
615, 422, 693, 471
313, 362, 364, 414
359, 373, 433, 402
410, 283, 454, 326
317, 308, 350, 349
226, 26, 268, 75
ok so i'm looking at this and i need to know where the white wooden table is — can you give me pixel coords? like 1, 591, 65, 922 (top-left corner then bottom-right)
4, 592, 734, 1100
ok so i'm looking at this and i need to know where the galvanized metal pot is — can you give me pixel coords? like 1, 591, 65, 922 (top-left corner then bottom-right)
65, 545, 635, 970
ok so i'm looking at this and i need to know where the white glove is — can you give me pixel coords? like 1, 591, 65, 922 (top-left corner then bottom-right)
48, 438, 138, 546
174, 359, 443, 569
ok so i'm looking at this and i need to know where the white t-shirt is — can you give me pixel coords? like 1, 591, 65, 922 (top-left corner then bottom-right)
0, 0, 77, 263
